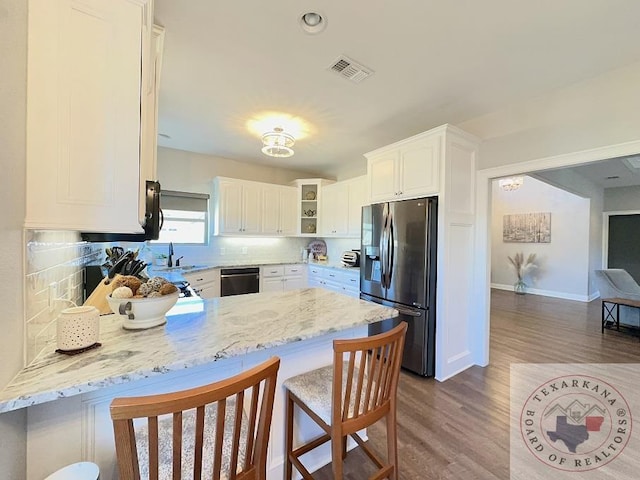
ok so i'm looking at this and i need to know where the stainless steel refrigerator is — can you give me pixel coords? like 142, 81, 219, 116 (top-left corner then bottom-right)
360, 197, 437, 376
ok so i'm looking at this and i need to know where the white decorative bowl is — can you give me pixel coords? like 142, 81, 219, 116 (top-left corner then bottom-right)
107, 292, 179, 330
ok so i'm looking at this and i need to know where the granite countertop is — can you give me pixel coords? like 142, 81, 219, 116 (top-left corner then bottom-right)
0, 289, 396, 413
307, 262, 360, 272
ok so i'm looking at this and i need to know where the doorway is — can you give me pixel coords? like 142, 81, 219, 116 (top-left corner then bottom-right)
473, 140, 640, 367
605, 212, 640, 283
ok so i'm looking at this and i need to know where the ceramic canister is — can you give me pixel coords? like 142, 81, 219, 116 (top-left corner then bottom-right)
56, 306, 100, 351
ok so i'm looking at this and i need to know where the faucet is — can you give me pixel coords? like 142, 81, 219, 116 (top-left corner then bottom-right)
167, 242, 174, 267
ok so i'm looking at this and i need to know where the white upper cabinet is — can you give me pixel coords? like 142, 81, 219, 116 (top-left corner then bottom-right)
366, 132, 441, 203
347, 176, 367, 236
261, 185, 297, 236
213, 178, 261, 235
25, 0, 155, 233
320, 183, 349, 236
367, 153, 397, 203
279, 187, 298, 235
139, 23, 164, 224
321, 176, 366, 238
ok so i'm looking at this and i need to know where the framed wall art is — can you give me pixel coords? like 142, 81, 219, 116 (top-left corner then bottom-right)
503, 212, 551, 243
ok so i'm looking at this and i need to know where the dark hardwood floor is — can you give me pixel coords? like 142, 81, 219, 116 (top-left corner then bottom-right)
311, 289, 640, 479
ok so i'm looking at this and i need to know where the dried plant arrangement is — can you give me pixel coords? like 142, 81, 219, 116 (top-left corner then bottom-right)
508, 252, 537, 282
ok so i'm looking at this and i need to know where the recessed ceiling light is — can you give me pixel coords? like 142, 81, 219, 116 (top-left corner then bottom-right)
299, 12, 327, 34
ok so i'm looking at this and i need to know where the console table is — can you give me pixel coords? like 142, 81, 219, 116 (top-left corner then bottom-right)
601, 297, 640, 338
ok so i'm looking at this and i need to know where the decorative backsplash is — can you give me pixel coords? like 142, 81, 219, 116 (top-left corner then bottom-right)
24, 231, 104, 364
144, 237, 314, 267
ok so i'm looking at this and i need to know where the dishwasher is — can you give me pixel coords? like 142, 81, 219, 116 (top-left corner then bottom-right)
220, 267, 260, 296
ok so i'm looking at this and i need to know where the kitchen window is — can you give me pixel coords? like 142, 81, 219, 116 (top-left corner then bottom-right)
154, 190, 210, 244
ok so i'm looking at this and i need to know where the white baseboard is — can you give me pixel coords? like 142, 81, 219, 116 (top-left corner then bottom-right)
491, 283, 592, 302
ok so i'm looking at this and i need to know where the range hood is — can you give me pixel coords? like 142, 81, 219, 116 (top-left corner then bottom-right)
81, 181, 163, 242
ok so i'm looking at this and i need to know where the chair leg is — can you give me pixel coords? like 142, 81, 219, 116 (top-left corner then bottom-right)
386, 409, 398, 480
342, 435, 347, 460
331, 431, 344, 480
285, 391, 294, 480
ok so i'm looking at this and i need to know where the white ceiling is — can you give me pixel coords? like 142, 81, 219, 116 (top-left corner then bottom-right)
154, 1, 640, 178
539, 154, 640, 189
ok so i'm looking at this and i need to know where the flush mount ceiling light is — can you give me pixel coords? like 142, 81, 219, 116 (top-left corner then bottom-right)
499, 176, 524, 191
261, 127, 295, 158
299, 11, 327, 34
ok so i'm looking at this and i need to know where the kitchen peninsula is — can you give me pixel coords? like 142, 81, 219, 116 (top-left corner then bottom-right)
1, 288, 397, 480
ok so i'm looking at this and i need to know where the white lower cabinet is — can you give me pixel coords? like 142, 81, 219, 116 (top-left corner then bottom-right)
183, 269, 220, 299
260, 265, 307, 292
307, 265, 360, 298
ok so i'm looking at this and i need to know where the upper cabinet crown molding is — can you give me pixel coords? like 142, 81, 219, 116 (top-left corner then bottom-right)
25, 0, 157, 233
364, 124, 480, 158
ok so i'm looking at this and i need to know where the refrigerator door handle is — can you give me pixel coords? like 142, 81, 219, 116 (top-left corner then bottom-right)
388, 208, 395, 286
395, 307, 422, 317
381, 203, 390, 289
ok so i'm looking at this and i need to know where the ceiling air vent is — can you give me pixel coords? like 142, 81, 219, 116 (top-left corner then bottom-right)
328, 55, 373, 83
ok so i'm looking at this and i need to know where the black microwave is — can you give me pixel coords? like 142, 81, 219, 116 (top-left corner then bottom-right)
81, 180, 163, 242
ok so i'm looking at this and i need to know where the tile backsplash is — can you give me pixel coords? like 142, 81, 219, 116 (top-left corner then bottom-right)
24, 230, 104, 363
144, 237, 316, 266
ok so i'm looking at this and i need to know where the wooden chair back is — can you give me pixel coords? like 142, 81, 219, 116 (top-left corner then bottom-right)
110, 357, 280, 480
332, 322, 407, 436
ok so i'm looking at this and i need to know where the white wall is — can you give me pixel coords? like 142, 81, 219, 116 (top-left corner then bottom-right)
604, 185, 640, 212
157, 146, 322, 194
0, 0, 27, 476
533, 169, 604, 296
460, 61, 640, 170
334, 161, 367, 183
491, 176, 591, 300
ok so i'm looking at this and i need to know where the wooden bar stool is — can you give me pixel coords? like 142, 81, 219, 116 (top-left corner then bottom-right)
110, 357, 280, 480
284, 322, 407, 480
